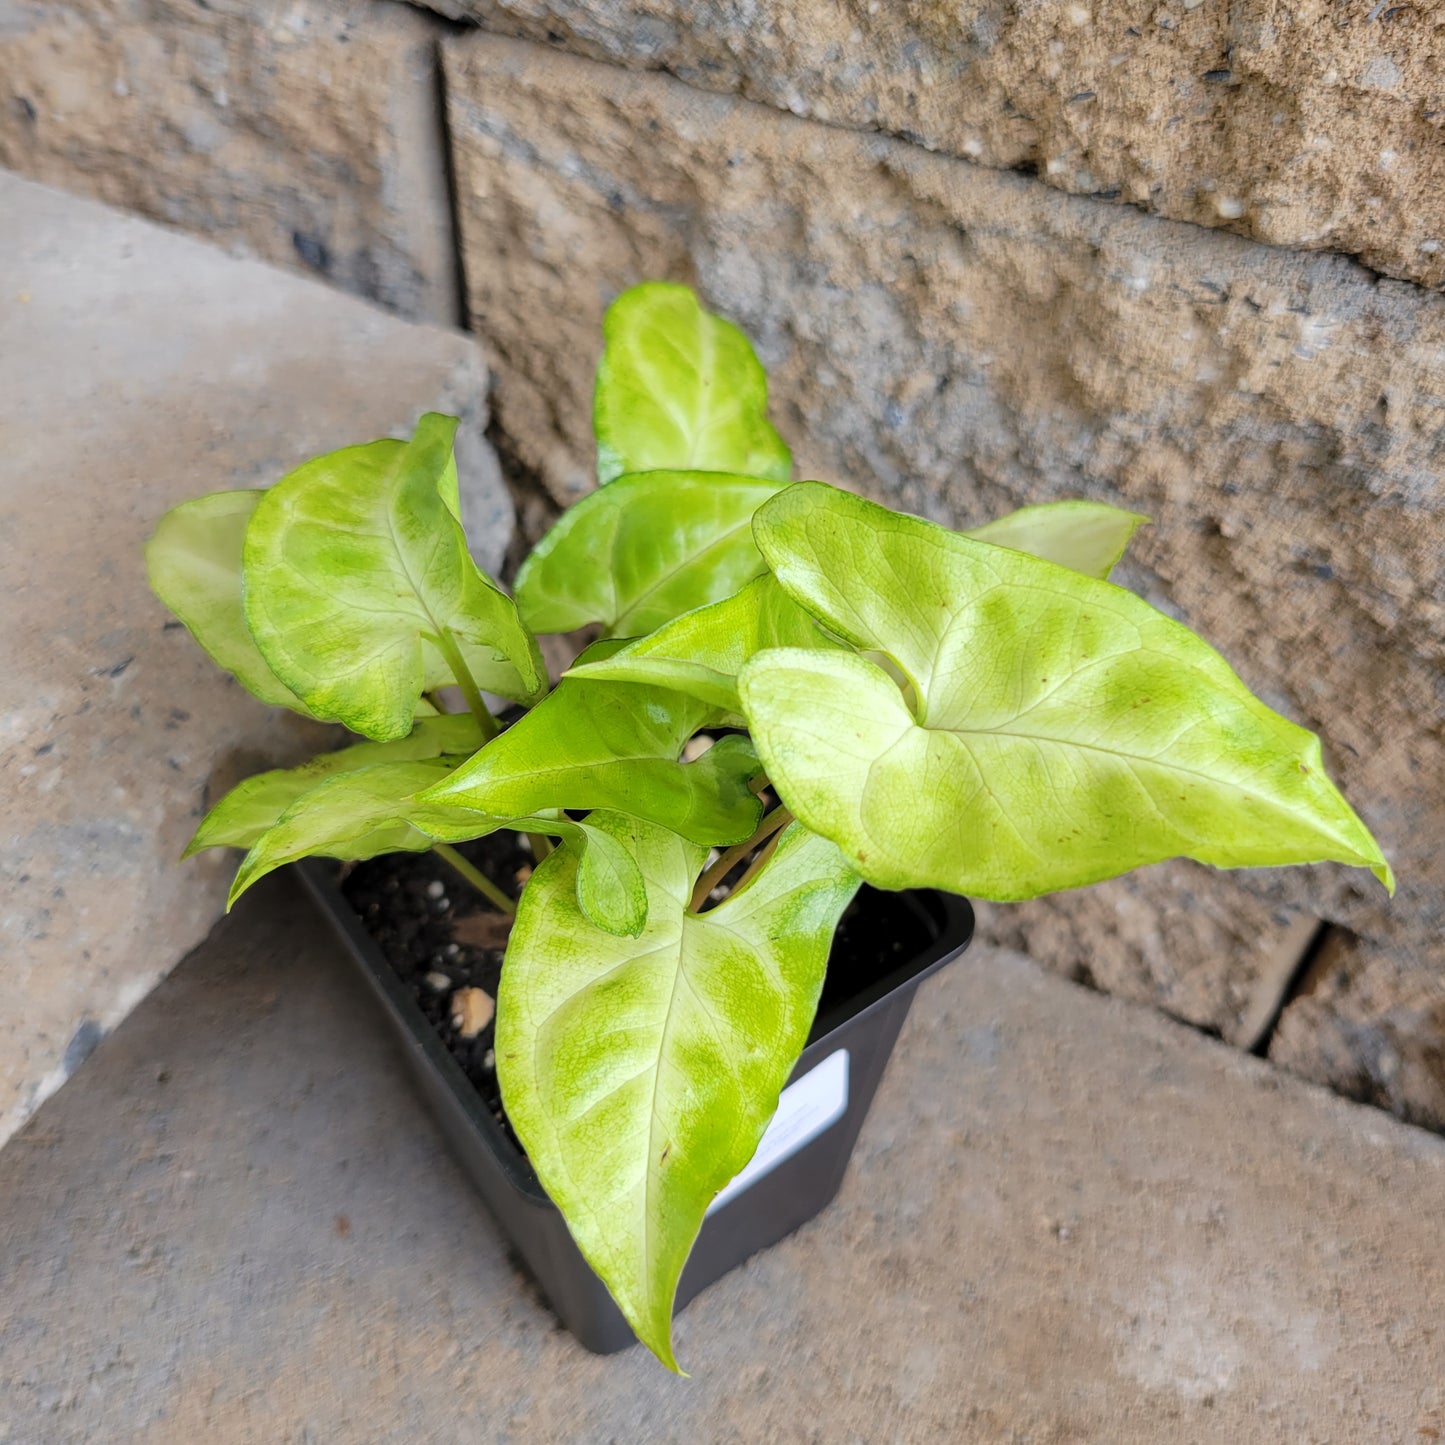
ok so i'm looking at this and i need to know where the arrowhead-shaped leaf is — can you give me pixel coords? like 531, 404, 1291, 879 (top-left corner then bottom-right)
497, 815, 859, 1368
741, 483, 1393, 899
420, 672, 763, 846
564, 573, 837, 716
243, 413, 545, 741
513, 470, 786, 637
966, 500, 1149, 581
227, 756, 503, 905
188, 695, 646, 932
145, 490, 320, 715
593, 282, 792, 486
185, 714, 486, 858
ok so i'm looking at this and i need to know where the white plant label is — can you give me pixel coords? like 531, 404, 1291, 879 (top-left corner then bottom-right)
707, 1049, 850, 1214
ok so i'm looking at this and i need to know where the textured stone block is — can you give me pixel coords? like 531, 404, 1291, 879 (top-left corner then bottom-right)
419, 0, 1445, 289
975, 861, 1320, 1048
0, 0, 458, 321
441, 36, 1442, 1092
0, 171, 510, 1150
1270, 930, 1445, 1131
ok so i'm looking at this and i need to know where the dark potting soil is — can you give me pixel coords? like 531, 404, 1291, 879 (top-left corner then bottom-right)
342, 831, 531, 1147
340, 836, 940, 1158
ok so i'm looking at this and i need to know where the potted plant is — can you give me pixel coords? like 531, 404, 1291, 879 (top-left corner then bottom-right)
146, 283, 1391, 1370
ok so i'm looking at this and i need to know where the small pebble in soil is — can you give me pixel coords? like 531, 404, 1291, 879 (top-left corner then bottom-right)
482, 1048, 496, 1072
451, 986, 495, 1039
426, 879, 445, 899
515, 864, 533, 885
423, 971, 451, 992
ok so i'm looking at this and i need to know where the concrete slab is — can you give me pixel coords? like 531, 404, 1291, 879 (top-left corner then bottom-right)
2, 876, 1441, 1442
0, 171, 512, 1151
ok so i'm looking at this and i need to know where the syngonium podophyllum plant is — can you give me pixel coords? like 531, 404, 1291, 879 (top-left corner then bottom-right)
147, 283, 1392, 1369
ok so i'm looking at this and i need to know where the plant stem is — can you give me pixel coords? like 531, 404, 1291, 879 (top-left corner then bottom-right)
431, 625, 499, 742
528, 832, 554, 863
433, 843, 516, 916
728, 830, 783, 901
689, 805, 792, 911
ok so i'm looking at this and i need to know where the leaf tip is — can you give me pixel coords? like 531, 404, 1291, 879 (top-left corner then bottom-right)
638, 1324, 685, 1375
227, 853, 268, 910
415, 410, 460, 446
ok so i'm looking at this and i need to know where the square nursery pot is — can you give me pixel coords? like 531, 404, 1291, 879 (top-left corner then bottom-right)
298, 859, 974, 1355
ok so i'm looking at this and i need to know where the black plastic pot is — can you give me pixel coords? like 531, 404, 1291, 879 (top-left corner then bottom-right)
298, 859, 974, 1355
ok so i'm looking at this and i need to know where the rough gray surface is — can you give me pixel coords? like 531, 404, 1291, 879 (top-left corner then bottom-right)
1, 875, 1442, 1441
0, 171, 510, 1151
973, 862, 1323, 1050
418, 0, 1445, 290
0, 0, 459, 322
442, 34, 1443, 1121
1270, 928, 1445, 1131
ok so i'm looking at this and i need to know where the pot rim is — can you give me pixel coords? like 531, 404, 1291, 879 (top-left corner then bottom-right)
295, 858, 973, 1207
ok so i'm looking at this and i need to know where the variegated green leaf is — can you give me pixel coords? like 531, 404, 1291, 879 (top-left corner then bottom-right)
593, 282, 791, 485
514, 471, 786, 637
741, 483, 1393, 900
185, 714, 485, 858
228, 757, 496, 905
497, 816, 858, 1368
966, 500, 1149, 581
243, 413, 545, 741
563, 573, 836, 717
420, 671, 763, 847
145, 490, 319, 715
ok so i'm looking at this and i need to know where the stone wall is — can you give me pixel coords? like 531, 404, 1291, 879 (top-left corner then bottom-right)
440, 33, 1443, 1114
417, 0, 1445, 291
0, 0, 459, 321
2, 4, 1441, 1127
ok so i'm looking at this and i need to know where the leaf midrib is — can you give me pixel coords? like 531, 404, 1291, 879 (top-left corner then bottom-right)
923, 718, 1353, 841
613, 500, 772, 633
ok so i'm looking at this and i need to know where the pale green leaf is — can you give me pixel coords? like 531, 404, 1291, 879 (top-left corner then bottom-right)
513, 470, 786, 637
145, 490, 320, 715
965, 500, 1150, 581
495, 807, 650, 938
184, 714, 486, 858
593, 282, 792, 485
742, 483, 1393, 899
563, 573, 837, 717
437, 451, 462, 522
243, 413, 545, 741
550, 812, 650, 938
497, 816, 859, 1368
419, 672, 763, 846
196, 715, 643, 932
227, 756, 515, 905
